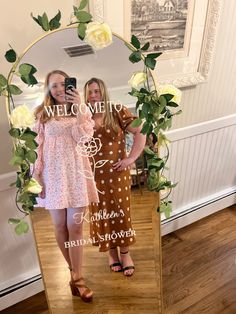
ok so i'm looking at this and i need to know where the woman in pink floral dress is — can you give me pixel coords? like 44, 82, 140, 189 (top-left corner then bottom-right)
33, 70, 98, 302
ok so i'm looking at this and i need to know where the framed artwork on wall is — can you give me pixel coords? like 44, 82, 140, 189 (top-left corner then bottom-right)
89, 0, 223, 88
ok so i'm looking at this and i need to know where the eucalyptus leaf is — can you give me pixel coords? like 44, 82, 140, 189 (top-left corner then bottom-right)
30, 13, 42, 27
78, 0, 88, 10
21, 74, 38, 86
5, 49, 17, 63
131, 35, 140, 49
8, 85, 23, 95
76, 11, 92, 23
0, 74, 7, 87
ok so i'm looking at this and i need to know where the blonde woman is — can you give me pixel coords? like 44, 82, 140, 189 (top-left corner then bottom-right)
33, 70, 98, 302
84, 78, 146, 276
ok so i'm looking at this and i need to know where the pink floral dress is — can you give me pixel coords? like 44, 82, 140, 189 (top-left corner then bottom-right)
33, 111, 99, 210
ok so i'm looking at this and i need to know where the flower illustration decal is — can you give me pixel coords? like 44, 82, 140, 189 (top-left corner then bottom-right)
76, 136, 102, 157
76, 136, 108, 194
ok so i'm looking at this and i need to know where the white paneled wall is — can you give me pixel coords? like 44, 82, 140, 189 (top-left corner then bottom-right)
161, 115, 236, 234
0, 173, 43, 310
173, 1, 236, 129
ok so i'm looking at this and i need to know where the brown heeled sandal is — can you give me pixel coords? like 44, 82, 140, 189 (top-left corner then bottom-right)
120, 251, 135, 277
69, 277, 93, 303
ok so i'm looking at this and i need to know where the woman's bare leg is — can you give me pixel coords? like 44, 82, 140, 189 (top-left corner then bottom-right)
67, 207, 93, 297
49, 209, 71, 268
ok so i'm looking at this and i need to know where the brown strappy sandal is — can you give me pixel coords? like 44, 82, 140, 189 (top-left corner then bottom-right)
69, 277, 93, 303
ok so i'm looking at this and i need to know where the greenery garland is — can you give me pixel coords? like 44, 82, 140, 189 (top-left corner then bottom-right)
1, 0, 181, 235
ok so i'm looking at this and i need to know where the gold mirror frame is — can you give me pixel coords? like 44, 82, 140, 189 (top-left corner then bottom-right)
5, 24, 163, 313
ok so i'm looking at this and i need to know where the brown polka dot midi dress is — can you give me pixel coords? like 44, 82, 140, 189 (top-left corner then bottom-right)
89, 106, 136, 252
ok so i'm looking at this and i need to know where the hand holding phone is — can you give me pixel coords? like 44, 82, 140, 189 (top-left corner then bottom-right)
65, 77, 77, 102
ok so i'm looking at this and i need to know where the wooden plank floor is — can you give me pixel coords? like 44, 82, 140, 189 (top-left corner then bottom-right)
162, 205, 236, 314
31, 188, 162, 314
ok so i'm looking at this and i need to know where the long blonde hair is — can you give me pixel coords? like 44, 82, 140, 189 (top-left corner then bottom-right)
35, 70, 71, 123
84, 78, 119, 133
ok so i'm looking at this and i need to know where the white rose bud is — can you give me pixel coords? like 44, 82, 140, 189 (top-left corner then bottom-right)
128, 72, 147, 89
25, 178, 42, 194
10, 104, 35, 129
157, 84, 182, 105
85, 22, 113, 50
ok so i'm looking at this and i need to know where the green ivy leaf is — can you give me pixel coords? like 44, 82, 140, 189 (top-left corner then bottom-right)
49, 10, 61, 30
78, 23, 87, 40
130, 118, 142, 128
21, 74, 38, 86
5, 49, 17, 63
26, 140, 38, 150
144, 57, 156, 70
159, 95, 167, 107
0, 74, 7, 87
78, 0, 88, 10
167, 101, 178, 107
129, 51, 142, 63
9, 128, 21, 138
8, 85, 23, 95
15, 220, 29, 235
159, 201, 172, 218
141, 122, 153, 135
8, 218, 21, 224
147, 52, 162, 59
144, 147, 156, 156
19, 63, 37, 76
141, 42, 150, 51
41, 13, 50, 31
76, 11, 92, 23
10, 155, 23, 166
25, 150, 37, 163
21, 133, 36, 142
131, 35, 140, 49
162, 93, 174, 102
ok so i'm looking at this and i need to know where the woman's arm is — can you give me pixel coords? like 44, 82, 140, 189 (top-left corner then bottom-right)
113, 124, 146, 171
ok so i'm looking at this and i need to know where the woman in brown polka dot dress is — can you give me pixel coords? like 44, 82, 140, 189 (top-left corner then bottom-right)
84, 78, 146, 276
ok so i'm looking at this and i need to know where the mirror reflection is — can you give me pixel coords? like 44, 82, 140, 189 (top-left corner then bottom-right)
13, 28, 161, 312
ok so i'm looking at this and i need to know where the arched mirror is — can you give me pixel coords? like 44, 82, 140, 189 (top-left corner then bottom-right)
7, 26, 162, 313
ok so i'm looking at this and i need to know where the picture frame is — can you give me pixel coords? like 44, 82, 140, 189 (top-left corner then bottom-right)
89, 0, 222, 88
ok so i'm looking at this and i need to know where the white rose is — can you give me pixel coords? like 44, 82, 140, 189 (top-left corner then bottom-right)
157, 84, 182, 105
10, 104, 35, 129
25, 178, 42, 194
128, 72, 147, 89
85, 22, 113, 50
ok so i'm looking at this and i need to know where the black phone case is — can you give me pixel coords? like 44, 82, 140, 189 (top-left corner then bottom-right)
65, 77, 77, 94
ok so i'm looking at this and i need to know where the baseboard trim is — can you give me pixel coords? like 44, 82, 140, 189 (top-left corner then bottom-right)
161, 192, 236, 236
0, 275, 44, 311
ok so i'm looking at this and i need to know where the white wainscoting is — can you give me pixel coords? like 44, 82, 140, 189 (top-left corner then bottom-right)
0, 172, 43, 310
161, 114, 236, 235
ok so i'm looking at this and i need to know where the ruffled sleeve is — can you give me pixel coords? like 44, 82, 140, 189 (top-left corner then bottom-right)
71, 109, 95, 142
32, 118, 44, 175
116, 105, 137, 131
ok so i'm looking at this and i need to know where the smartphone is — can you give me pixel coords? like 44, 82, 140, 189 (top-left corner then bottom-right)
65, 77, 77, 101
